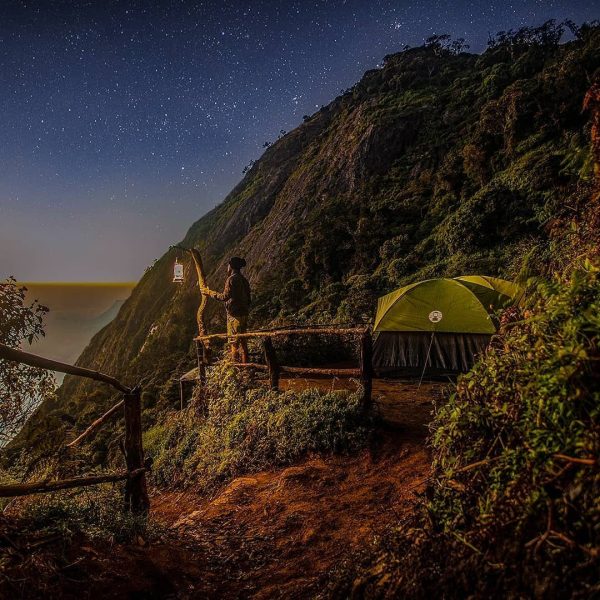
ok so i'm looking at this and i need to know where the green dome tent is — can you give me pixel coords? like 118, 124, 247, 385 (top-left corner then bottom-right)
373, 276, 521, 373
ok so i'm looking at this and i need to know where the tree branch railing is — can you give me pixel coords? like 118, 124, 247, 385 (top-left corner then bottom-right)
0, 343, 131, 394
193, 326, 373, 407
0, 468, 146, 498
66, 397, 124, 448
195, 326, 368, 342
0, 343, 149, 514
232, 363, 363, 378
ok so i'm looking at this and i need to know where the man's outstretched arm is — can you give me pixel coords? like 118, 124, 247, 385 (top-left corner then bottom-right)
201, 278, 231, 302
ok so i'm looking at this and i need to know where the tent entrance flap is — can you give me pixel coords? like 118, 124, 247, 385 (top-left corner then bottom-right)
373, 331, 491, 372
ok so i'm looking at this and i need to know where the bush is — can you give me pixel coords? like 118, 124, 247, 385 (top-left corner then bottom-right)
145, 362, 372, 492
18, 485, 155, 544
330, 260, 600, 598
430, 262, 600, 542
439, 184, 534, 254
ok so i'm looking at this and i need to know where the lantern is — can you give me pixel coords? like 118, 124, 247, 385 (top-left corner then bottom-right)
173, 258, 184, 283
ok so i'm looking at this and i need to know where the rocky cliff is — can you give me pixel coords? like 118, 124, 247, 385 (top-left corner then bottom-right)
12, 23, 599, 458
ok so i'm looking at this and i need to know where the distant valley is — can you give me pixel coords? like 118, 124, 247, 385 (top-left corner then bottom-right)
20, 283, 135, 383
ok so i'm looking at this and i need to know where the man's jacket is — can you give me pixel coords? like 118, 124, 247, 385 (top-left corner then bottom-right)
215, 272, 251, 318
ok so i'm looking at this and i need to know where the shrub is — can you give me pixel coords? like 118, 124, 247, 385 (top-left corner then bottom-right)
439, 184, 534, 254
330, 260, 600, 598
430, 262, 600, 541
145, 362, 372, 492
18, 485, 156, 543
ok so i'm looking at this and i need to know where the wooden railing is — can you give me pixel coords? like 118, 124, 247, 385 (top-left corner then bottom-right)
0, 343, 149, 514
193, 326, 373, 406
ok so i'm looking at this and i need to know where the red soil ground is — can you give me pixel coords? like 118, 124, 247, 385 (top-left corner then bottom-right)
1, 378, 444, 599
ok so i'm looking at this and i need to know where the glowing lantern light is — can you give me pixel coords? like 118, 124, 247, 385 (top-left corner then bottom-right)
173, 258, 184, 283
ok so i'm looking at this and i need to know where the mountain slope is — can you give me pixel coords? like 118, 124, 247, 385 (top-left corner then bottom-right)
12, 24, 600, 457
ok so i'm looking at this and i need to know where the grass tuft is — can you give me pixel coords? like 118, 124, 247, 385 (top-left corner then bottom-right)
145, 362, 372, 492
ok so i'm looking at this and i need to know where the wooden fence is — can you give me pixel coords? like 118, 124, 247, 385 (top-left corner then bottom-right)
0, 326, 373, 508
0, 343, 149, 514
192, 326, 373, 406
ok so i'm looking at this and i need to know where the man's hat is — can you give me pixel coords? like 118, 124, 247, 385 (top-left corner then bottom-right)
229, 256, 246, 270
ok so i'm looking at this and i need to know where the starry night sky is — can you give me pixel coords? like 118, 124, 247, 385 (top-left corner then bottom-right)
1, 0, 597, 282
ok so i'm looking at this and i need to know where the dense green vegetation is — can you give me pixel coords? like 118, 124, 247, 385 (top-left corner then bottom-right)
17, 486, 152, 544
330, 258, 600, 598
431, 266, 599, 537
2, 19, 599, 599
145, 361, 371, 492
9, 21, 600, 480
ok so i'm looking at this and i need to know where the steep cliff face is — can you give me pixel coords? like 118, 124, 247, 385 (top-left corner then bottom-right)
12, 26, 599, 457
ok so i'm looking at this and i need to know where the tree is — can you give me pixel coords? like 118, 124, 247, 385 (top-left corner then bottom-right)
425, 34, 469, 57
242, 159, 255, 174
450, 38, 469, 55
0, 278, 54, 446
462, 143, 488, 185
425, 34, 451, 56
486, 20, 567, 59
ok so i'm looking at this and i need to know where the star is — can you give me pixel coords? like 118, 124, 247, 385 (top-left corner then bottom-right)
0, 0, 596, 281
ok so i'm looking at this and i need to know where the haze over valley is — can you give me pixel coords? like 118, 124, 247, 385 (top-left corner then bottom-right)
21, 283, 135, 383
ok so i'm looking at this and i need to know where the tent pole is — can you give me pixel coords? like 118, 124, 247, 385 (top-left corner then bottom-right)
418, 331, 435, 390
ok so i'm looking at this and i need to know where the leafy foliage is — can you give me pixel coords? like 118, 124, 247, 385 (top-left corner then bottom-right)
432, 261, 599, 538
0, 278, 54, 446
145, 361, 372, 492
329, 260, 600, 599
19, 485, 154, 543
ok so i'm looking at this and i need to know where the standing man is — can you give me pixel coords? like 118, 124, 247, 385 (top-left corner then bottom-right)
202, 257, 251, 363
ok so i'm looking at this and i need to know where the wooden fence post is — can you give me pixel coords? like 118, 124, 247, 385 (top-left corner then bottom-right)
262, 338, 280, 391
196, 340, 207, 386
359, 330, 373, 408
123, 387, 150, 514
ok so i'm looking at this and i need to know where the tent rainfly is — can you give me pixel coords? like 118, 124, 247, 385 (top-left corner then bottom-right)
373, 276, 522, 373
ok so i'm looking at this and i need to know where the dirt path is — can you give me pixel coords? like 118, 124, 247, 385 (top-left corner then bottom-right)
152, 434, 430, 598
110, 378, 440, 598
2, 379, 443, 599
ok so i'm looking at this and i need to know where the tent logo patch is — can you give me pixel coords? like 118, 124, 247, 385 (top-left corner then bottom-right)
428, 310, 443, 323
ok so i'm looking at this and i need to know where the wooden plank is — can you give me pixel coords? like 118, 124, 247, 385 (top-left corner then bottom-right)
196, 340, 207, 385
66, 398, 124, 448
232, 362, 268, 371
262, 338, 280, 390
0, 343, 131, 394
195, 326, 367, 342
280, 366, 362, 377
172, 245, 210, 339
189, 248, 209, 339
0, 468, 146, 498
233, 363, 361, 378
123, 389, 150, 514
359, 330, 374, 407
180, 367, 200, 381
